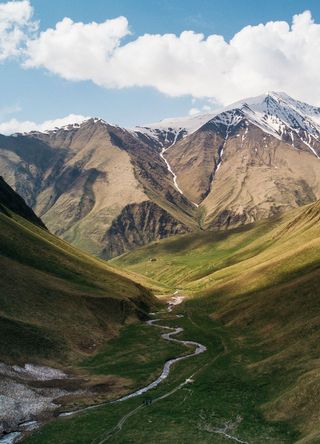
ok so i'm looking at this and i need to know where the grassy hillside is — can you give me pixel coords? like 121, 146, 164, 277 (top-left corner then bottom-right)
0, 204, 160, 365
114, 200, 320, 295
113, 219, 276, 287
113, 200, 320, 442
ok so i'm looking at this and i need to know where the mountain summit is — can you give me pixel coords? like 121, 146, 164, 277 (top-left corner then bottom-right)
151, 92, 320, 226
137, 92, 320, 156
0, 92, 320, 257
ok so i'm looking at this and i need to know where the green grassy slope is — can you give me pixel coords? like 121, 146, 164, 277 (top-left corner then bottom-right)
2, 175, 320, 442
114, 200, 320, 297
113, 200, 320, 442
0, 206, 159, 365
113, 219, 276, 287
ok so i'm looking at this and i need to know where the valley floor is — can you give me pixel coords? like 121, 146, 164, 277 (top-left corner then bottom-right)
21, 296, 298, 444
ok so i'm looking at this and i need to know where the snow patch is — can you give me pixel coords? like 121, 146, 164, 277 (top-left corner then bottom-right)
158, 130, 191, 198
0, 363, 67, 381
0, 362, 69, 440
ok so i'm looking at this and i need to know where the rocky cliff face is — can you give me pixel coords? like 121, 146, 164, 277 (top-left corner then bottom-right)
102, 201, 190, 258
1, 92, 320, 257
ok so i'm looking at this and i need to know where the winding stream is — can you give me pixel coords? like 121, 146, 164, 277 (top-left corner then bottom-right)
117, 316, 207, 402
2, 295, 207, 443
2, 295, 251, 444
61, 295, 206, 412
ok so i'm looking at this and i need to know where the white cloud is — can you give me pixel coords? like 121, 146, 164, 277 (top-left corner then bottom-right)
2, 3, 320, 106
20, 10, 320, 105
0, 0, 37, 61
189, 104, 215, 115
0, 114, 89, 135
24, 16, 130, 81
189, 107, 200, 116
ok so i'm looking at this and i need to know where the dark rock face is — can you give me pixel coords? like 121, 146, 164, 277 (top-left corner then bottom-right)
102, 201, 190, 258
0, 177, 46, 229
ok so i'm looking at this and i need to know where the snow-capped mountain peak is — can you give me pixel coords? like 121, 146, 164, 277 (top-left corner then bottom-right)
11, 92, 320, 159
11, 117, 112, 138
224, 92, 320, 157
135, 92, 320, 158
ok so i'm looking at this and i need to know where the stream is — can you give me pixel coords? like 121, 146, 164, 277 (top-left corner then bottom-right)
61, 294, 206, 412
115, 316, 207, 402
2, 295, 207, 443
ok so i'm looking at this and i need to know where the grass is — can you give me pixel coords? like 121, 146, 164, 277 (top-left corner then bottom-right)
80, 321, 187, 389
112, 218, 278, 288
109, 199, 320, 443
0, 207, 161, 365
24, 304, 298, 444
0, 316, 64, 361
113, 201, 320, 300
4, 188, 320, 442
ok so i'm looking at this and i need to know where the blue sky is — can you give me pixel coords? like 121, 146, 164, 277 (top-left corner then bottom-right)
1, 0, 320, 131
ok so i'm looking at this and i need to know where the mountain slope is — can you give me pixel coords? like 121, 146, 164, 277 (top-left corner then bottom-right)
114, 199, 320, 442
0, 178, 156, 365
164, 93, 320, 227
0, 120, 196, 258
0, 178, 162, 439
0, 176, 46, 228
1, 92, 320, 258
114, 198, 320, 293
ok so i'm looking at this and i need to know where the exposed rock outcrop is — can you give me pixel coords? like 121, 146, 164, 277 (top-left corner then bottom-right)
102, 201, 190, 258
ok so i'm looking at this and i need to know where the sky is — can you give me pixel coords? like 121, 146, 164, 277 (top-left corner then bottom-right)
1, 0, 320, 133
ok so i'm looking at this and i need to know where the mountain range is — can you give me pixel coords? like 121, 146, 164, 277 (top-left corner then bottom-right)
1, 91, 320, 258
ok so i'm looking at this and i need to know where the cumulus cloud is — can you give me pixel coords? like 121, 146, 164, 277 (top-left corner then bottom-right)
0, 114, 89, 135
22, 10, 320, 105
2, 3, 320, 105
24, 16, 130, 81
0, 0, 37, 61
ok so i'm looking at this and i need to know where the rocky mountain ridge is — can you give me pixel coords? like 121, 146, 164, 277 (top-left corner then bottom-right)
0, 92, 320, 257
